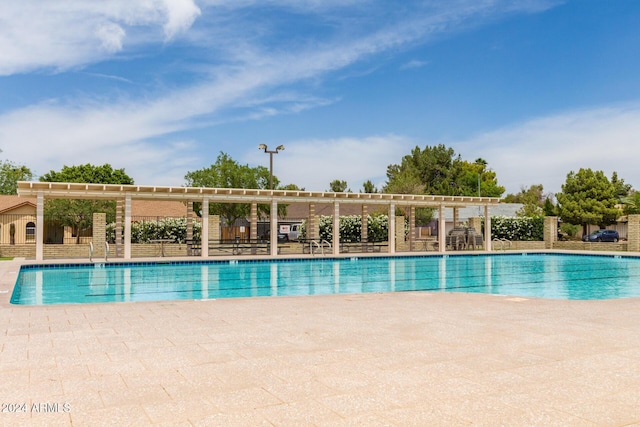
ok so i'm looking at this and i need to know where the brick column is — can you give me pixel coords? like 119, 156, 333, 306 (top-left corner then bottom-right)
308, 204, 316, 240
409, 206, 415, 251
92, 213, 106, 259
627, 214, 640, 252
116, 198, 123, 257
544, 216, 558, 249
395, 216, 405, 252
187, 201, 194, 256
361, 205, 368, 243
468, 217, 482, 233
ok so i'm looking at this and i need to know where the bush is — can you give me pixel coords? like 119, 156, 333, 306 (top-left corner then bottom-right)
482, 215, 544, 241
301, 214, 395, 242
559, 222, 581, 239
106, 218, 201, 244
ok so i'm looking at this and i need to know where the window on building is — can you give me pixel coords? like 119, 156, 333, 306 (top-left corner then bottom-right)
26, 222, 36, 242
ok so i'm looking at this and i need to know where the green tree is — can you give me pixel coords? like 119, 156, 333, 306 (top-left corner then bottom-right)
383, 145, 504, 197
503, 184, 547, 217
0, 160, 33, 194
40, 164, 134, 242
185, 152, 285, 225
456, 159, 505, 197
328, 179, 349, 192
611, 171, 632, 201
362, 180, 377, 193
621, 191, 640, 215
556, 168, 621, 236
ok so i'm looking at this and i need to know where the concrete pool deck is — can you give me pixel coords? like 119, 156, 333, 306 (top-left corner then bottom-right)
1, 256, 640, 426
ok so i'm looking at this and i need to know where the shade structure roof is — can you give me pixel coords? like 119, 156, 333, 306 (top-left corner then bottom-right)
17, 181, 500, 209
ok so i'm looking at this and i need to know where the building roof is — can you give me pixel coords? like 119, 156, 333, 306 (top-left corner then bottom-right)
0, 195, 36, 214
0, 195, 187, 217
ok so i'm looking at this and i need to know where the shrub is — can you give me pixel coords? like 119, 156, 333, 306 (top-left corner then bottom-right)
106, 218, 201, 243
301, 214, 393, 242
482, 215, 544, 241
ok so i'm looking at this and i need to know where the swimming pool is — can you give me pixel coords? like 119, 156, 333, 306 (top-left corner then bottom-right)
11, 253, 640, 305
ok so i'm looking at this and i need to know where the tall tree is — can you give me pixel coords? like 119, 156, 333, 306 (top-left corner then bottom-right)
40, 164, 134, 242
328, 179, 349, 192
384, 145, 504, 197
185, 152, 285, 225
362, 180, 378, 193
0, 160, 33, 194
556, 168, 621, 235
502, 184, 549, 217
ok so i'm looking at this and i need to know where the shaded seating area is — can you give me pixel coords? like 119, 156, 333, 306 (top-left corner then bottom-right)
446, 227, 483, 251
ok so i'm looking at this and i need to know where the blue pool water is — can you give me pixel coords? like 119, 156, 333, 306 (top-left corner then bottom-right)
11, 253, 640, 305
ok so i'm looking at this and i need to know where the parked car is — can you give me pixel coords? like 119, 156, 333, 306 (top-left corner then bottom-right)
582, 229, 619, 242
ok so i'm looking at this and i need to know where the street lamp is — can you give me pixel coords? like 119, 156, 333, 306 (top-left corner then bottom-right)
258, 144, 284, 190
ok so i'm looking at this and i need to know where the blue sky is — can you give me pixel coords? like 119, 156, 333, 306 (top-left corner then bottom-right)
1, 0, 640, 196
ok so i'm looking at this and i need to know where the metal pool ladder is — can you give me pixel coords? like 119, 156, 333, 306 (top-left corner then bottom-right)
89, 242, 110, 261
310, 239, 332, 256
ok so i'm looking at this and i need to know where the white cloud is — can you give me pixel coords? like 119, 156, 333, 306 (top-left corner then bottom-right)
453, 103, 640, 196
0, 0, 567, 190
0, 0, 201, 75
244, 135, 414, 191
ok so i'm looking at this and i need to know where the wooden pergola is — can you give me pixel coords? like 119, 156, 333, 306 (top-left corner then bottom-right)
17, 181, 501, 260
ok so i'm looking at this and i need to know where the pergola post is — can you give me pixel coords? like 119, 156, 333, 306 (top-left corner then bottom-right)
201, 198, 209, 257
409, 205, 416, 251
116, 198, 123, 257
124, 194, 132, 259
484, 204, 492, 251
36, 191, 44, 261
438, 204, 446, 253
388, 203, 396, 254
333, 202, 340, 255
250, 202, 258, 254
270, 200, 278, 256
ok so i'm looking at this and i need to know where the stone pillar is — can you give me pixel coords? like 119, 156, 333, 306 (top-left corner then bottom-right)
361, 205, 368, 243
201, 198, 209, 257
308, 204, 316, 240
388, 203, 396, 254
409, 206, 416, 251
468, 217, 482, 233
453, 207, 459, 227
116, 198, 123, 257
187, 201, 194, 256
209, 214, 220, 241
250, 202, 258, 254
544, 216, 558, 250
628, 214, 640, 252
36, 191, 44, 261
92, 213, 106, 259
395, 215, 405, 252
124, 194, 132, 259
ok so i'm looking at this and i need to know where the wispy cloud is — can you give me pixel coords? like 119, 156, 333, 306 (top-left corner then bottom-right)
452, 103, 640, 195
0, 0, 564, 186
0, 0, 201, 75
400, 59, 429, 70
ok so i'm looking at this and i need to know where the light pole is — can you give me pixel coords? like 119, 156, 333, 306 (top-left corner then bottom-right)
258, 144, 284, 190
